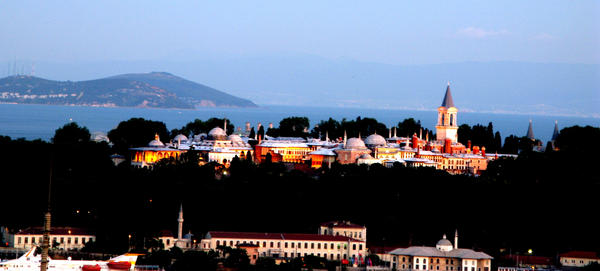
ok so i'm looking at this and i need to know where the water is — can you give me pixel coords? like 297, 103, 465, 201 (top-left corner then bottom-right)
1, 103, 598, 143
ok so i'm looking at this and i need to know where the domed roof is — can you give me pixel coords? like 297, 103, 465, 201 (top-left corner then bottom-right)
365, 133, 386, 146
436, 234, 453, 251
148, 134, 165, 147
345, 137, 367, 149
208, 127, 228, 140
228, 134, 243, 143
173, 134, 188, 142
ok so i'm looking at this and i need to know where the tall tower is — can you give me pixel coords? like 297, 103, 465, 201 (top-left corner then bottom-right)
177, 204, 184, 240
454, 229, 458, 249
436, 82, 458, 143
526, 120, 535, 140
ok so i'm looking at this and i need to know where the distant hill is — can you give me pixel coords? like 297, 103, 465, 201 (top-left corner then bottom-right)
0, 72, 257, 109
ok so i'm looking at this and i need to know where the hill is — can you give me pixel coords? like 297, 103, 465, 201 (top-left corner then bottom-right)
0, 72, 257, 109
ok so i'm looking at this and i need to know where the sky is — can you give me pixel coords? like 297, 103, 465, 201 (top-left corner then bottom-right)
1, 0, 598, 65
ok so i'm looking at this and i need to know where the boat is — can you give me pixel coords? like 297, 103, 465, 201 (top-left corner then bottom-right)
82, 264, 101, 271
107, 261, 132, 270
0, 246, 139, 270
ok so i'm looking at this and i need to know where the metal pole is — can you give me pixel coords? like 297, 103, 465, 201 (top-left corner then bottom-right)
41, 154, 52, 271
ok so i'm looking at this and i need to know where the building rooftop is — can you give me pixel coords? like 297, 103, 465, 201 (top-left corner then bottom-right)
206, 231, 362, 242
559, 251, 600, 260
17, 227, 93, 236
389, 246, 493, 260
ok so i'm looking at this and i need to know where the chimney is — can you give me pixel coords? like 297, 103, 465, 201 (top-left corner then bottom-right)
444, 138, 452, 154
481, 146, 486, 156
467, 140, 472, 150
412, 133, 419, 149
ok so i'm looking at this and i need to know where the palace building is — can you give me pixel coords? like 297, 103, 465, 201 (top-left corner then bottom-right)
127, 82, 528, 175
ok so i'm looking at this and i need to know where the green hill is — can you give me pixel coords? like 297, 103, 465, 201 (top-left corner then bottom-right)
0, 72, 257, 109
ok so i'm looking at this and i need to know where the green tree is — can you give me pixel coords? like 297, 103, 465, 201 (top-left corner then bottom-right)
52, 122, 90, 145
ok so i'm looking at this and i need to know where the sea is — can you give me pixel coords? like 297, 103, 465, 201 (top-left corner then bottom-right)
1, 103, 599, 143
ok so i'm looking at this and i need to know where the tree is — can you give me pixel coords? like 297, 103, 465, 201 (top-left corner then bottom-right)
249, 127, 256, 139
52, 122, 90, 145
311, 117, 341, 140
278, 116, 310, 137
108, 118, 169, 154
257, 125, 265, 139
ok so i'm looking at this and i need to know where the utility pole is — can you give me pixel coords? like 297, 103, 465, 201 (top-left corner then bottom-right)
40, 154, 52, 271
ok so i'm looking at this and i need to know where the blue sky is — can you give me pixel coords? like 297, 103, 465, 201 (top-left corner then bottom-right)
1, 0, 598, 65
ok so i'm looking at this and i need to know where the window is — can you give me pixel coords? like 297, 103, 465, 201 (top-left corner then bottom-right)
324, 243, 327, 249
403, 257, 406, 262
82, 237, 86, 243
359, 244, 363, 250
270, 242, 274, 248
318, 243, 321, 249
263, 241, 266, 247
305, 243, 308, 249
416, 265, 420, 269
311, 243, 314, 249
424, 259, 427, 264
24, 237, 28, 244
277, 242, 280, 248
17, 237, 21, 244
417, 259, 420, 264
437, 259, 440, 264
229, 241, 233, 246
353, 244, 356, 250
216, 240, 220, 246
284, 252, 287, 258
74, 238, 78, 244
437, 266, 439, 270
291, 242, 294, 248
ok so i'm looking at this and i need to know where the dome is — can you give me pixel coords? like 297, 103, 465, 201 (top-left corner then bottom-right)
228, 134, 243, 143
148, 134, 165, 147
365, 134, 387, 146
208, 127, 228, 140
436, 234, 454, 251
345, 137, 367, 149
173, 134, 188, 142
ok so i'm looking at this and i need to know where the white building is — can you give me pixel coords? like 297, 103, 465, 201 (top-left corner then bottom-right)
158, 205, 193, 250
200, 232, 366, 262
559, 251, 600, 268
13, 227, 95, 250
318, 221, 367, 242
386, 232, 493, 271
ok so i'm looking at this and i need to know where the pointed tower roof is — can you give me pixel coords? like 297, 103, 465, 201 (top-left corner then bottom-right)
551, 121, 559, 141
526, 120, 535, 140
441, 82, 455, 108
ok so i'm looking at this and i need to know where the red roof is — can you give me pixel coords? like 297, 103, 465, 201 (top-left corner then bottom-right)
320, 221, 365, 229
559, 251, 600, 260
17, 227, 92, 236
207, 231, 362, 242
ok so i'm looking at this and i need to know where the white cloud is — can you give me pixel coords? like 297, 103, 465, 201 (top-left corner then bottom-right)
457, 27, 509, 39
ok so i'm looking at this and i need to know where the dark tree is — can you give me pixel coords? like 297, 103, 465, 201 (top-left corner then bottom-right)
310, 117, 342, 140
52, 122, 90, 145
257, 125, 265, 139
108, 118, 169, 154
249, 127, 256, 139
396, 118, 422, 137
278, 116, 310, 137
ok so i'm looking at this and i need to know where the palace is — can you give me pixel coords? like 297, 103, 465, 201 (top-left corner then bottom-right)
128, 83, 529, 174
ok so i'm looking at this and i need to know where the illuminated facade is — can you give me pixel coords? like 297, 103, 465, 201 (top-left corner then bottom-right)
130, 134, 184, 168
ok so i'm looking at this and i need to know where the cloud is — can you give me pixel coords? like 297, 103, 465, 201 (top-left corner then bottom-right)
457, 27, 509, 39
531, 33, 557, 40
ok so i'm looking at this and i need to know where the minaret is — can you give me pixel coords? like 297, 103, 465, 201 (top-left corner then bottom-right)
454, 229, 458, 249
325, 131, 329, 142
343, 130, 347, 148
526, 120, 535, 140
177, 204, 184, 240
224, 119, 227, 134
436, 82, 458, 143
388, 128, 392, 139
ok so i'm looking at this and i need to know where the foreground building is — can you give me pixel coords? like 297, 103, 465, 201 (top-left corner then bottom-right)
200, 221, 367, 263
559, 251, 600, 268
386, 232, 493, 271
13, 227, 95, 250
